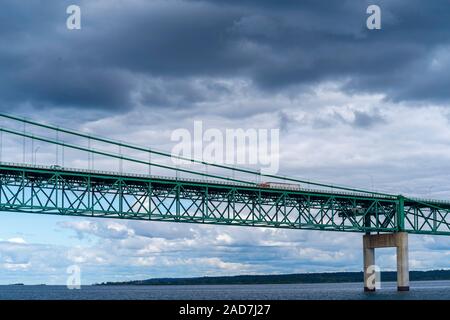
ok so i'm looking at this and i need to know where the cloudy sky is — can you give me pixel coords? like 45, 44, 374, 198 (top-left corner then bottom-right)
0, 0, 449, 284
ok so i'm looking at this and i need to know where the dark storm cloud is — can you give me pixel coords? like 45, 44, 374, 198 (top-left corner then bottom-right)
352, 110, 385, 128
136, 78, 232, 109
0, 1, 135, 111
1, 0, 450, 114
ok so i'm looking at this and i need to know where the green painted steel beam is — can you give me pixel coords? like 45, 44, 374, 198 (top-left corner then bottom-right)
397, 195, 405, 231
0, 163, 447, 235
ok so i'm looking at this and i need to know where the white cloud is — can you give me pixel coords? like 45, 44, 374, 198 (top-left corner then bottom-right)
7, 237, 26, 244
2, 262, 31, 271
216, 233, 233, 245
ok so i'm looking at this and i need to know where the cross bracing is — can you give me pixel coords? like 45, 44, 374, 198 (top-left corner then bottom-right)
0, 114, 448, 235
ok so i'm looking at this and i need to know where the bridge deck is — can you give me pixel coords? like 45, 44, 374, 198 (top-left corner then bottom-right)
0, 162, 395, 200
0, 162, 448, 235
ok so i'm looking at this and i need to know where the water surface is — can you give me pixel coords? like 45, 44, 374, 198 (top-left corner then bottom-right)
0, 281, 449, 300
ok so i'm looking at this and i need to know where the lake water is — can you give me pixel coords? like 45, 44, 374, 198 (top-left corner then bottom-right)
0, 281, 449, 300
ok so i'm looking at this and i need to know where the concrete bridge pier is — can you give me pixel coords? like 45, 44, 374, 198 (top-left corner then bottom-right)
363, 232, 409, 292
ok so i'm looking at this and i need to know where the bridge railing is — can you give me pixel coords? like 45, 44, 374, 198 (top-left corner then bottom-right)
0, 161, 395, 199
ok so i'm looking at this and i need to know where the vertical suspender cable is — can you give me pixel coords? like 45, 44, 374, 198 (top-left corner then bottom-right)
0, 129, 2, 163
148, 149, 151, 176
31, 136, 34, 164
88, 136, 91, 170
56, 128, 59, 165
119, 144, 123, 173
23, 122, 26, 163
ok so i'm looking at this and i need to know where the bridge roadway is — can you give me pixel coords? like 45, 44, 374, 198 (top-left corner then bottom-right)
0, 161, 449, 235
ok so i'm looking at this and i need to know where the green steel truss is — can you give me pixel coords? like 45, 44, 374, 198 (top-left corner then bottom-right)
0, 113, 449, 235
1, 163, 449, 235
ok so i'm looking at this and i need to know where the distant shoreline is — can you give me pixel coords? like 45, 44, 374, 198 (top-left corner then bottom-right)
96, 270, 450, 286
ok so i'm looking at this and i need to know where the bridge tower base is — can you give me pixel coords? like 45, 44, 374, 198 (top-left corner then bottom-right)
363, 232, 409, 292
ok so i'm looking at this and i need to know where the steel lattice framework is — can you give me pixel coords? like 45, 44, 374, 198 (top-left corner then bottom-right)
1, 163, 449, 235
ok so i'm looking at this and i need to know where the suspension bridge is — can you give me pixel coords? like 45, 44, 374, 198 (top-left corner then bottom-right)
0, 113, 449, 291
